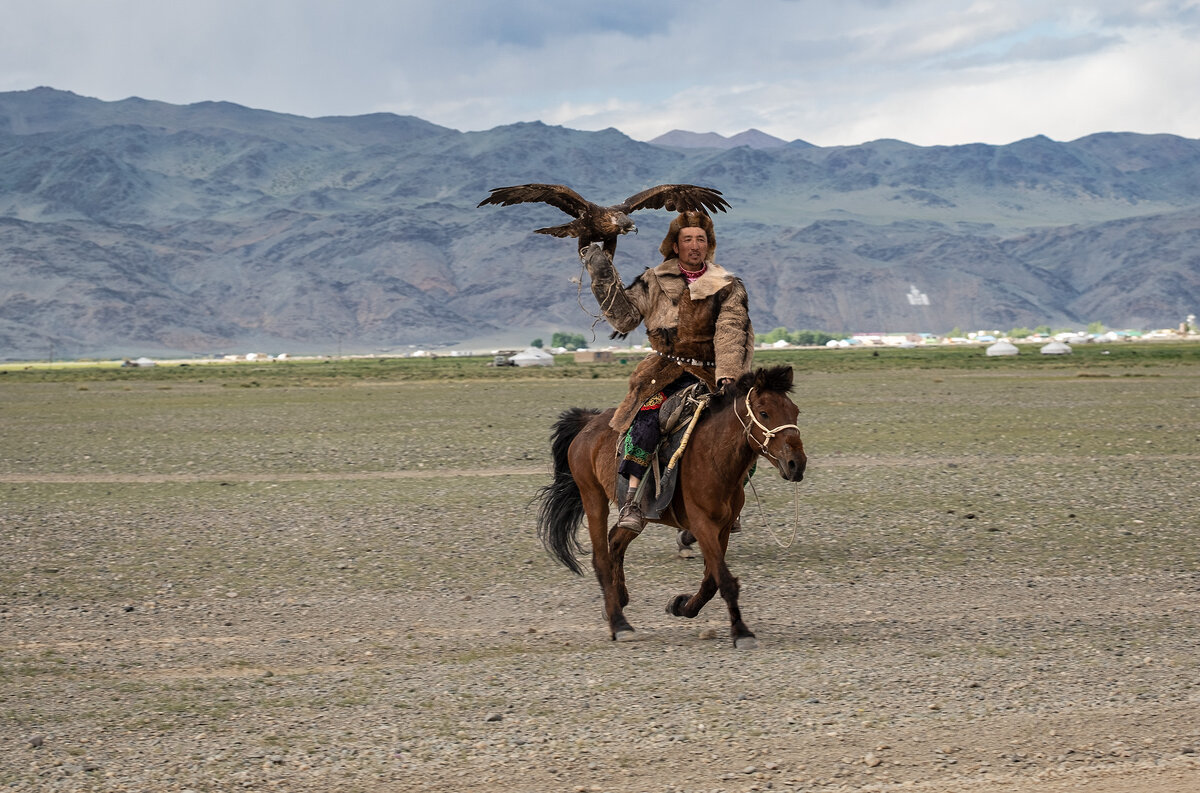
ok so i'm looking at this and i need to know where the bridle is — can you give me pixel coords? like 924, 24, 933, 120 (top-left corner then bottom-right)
735, 387, 800, 466
735, 385, 804, 549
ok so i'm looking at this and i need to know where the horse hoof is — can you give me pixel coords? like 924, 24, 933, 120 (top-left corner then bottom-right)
614, 629, 638, 642
676, 547, 695, 559
734, 635, 758, 650
666, 594, 689, 617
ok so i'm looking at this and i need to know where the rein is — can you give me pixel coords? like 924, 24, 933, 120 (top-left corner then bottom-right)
745, 478, 802, 549
735, 386, 802, 549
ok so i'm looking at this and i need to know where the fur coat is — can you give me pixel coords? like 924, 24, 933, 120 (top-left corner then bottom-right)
583, 245, 755, 433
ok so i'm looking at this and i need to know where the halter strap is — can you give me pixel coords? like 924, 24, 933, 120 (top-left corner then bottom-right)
737, 387, 800, 460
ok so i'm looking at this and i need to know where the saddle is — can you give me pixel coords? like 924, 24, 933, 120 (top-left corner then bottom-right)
658, 382, 709, 437
616, 382, 712, 521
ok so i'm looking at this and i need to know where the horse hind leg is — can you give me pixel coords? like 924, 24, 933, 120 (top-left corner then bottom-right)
587, 528, 632, 641
605, 525, 641, 641
582, 491, 636, 642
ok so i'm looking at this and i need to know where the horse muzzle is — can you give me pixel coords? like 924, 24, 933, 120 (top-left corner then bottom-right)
777, 453, 806, 479
777, 436, 806, 479
773, 441, 807, 482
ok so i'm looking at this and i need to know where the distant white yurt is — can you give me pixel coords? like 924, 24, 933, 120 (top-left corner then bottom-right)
1040, 340, 1072, 355
986, 340, 1019, 356
510, 347, 554, 367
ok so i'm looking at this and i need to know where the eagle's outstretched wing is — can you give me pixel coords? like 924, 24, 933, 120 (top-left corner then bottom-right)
476, 184, 594, 219
477, 182, 729, 257
618, 184, 730, 216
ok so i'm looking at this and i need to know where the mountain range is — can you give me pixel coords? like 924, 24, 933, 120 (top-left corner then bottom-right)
648, 129, 792, 149
2, 87, 1199, 359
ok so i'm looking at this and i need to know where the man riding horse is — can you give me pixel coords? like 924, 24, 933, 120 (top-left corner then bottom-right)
581, 210, 755, 535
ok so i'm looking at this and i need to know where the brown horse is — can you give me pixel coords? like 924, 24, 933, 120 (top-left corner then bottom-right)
535, 365, 806, 648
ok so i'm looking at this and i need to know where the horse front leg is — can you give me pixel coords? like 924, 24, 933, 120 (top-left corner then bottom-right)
664, 521, 721, 618
665, 573, 718, 618
718, 566, 756, 650
712, 527, 756, 649
665, 526, 757, 649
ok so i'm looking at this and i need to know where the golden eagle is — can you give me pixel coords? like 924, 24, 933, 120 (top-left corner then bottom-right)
477, 183, 729, 256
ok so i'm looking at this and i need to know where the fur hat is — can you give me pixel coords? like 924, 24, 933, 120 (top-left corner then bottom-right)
659, 211, 716, 263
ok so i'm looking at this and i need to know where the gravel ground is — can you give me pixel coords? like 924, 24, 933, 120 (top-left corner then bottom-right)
2, 366, 1199, 792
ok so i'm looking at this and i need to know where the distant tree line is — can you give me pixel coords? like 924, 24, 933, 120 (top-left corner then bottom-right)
1003, 325, 1053, 339
755, 327, 845, 347
546, 322, 1115, 351
984, 322, 1104, 339
551, 332, 588, 350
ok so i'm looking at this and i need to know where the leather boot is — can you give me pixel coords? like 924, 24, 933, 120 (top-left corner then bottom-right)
615, 496, 645, 533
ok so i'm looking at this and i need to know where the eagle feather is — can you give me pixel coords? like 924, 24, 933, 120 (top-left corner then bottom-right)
477, 183, 729, 257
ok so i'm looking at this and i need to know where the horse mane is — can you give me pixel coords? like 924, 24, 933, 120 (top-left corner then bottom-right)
709, 365, 795, 412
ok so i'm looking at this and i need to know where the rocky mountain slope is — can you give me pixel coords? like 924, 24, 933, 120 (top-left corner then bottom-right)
2, 87, 1198, 359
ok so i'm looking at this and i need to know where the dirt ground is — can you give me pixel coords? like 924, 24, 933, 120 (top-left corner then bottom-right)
2, 368, 1199, 792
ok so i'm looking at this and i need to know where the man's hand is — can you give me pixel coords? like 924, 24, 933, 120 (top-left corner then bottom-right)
579, 241, 607, 264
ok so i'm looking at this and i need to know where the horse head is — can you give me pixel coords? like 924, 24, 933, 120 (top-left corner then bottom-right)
731, 366, 807, 481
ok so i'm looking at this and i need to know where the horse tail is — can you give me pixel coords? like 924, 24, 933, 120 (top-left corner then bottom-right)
535, 407, 600, 575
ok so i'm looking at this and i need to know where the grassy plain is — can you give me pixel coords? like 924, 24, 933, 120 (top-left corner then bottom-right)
1, 343, 1198, 792
3, 342, 1198, 601
4, 339, 1199, 383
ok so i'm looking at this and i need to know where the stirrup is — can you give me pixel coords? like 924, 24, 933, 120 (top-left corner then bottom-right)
615, 499, 645, 533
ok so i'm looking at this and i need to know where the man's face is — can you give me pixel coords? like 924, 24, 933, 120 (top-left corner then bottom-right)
674, 227, 708, 269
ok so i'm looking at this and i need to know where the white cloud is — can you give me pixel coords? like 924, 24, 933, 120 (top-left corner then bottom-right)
2, 0, 1200, 145
828, 17, 1200, 145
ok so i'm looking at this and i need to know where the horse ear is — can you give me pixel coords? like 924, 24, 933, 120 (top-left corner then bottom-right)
756, 365, 793, 392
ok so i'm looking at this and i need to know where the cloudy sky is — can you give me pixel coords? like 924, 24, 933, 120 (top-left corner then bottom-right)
3, 0, 1199, 146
